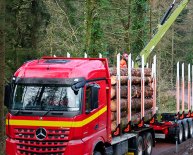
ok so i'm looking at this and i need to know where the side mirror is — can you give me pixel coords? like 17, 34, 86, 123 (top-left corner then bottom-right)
90, 84, 100, 109
4, 84, 11, 108
71, 80, 86, 95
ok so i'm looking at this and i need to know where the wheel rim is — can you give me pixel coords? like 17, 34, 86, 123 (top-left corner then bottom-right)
146, 137, 152, 154
138, 140, 143, 155
179, 125, 183, 142
189, 123, 193, 137
185, 124, 188, 139
191, 125, 193, 136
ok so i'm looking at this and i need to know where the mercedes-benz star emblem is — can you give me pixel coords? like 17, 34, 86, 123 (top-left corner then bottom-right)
36, 128, 47, 140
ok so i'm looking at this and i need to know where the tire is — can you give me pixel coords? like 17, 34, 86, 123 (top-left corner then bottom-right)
188, 119, 193, 138
178, 123, 183, 144
136, 136, 144, 155
93, 151, 102, 155
144, 133, 153, 155
182, 120, 188, 141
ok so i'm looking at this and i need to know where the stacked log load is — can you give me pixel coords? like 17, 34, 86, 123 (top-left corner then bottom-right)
110, 68, 154, 132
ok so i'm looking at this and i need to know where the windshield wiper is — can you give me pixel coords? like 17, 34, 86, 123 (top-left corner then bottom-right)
12, 109, 22, 115
11, 109, 33, 115
42, 109, 52, 117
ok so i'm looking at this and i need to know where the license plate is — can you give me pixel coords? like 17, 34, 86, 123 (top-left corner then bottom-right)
155, 133, 166, 139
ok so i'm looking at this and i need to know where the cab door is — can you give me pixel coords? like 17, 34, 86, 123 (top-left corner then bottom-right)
97, 80, 107, 131
83, 83, 100, 138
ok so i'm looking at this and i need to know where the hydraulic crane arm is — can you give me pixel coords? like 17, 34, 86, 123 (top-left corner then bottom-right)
135, 0, 189, 67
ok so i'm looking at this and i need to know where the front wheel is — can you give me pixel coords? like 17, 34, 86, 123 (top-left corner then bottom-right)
144, 133, 153, 155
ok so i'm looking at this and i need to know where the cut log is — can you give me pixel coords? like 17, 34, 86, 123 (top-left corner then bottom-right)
111, 87, 116, 99
110, 67, 152, 77
111, 118, 128, 132
111, 85, 153, 98
132, 76, 153, 85
111, 121, 117, 132
110, 76, 117, 85
132, 98, 153, 110
110, 99, 127, 112
111, 109, 153, 122
131, 109, 153, 124
121, 117, 128, 127
111, 110, 153, 132
111, 111, 127, 121
110, 98, 153, 112
132, 68, 152, 77
111, 76, 153, 85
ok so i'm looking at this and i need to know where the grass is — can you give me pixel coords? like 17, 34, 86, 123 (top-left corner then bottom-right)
158, 95, 176, 113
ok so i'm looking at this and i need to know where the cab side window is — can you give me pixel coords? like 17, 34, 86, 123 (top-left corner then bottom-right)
85, 83, 100, 113
85, 86, 92, 111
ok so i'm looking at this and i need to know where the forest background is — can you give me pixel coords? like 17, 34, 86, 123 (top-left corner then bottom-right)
0, 0, 193, 153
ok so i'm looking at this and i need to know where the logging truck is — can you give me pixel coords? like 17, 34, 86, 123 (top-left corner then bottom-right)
4, 55, 156, 155
4, 0, 191, 155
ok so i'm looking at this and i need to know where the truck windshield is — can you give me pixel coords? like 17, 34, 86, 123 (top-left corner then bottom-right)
11, 84, 82, 112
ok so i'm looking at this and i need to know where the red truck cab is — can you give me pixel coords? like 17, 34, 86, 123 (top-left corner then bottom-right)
5, 57, 112, 155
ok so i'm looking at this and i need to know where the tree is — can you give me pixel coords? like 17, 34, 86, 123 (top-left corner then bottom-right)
5, 0, 50, 78
83, 0, 104, 57
0, 0, 5, 152
131, 0, 149, 57
38, 0, 84, 57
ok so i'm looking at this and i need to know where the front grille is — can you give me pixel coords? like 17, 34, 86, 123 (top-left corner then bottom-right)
14, 128, 70, 155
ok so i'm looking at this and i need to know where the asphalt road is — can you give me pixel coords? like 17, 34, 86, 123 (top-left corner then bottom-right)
152, 140, 176, 155
152, 89, 192, 155
152, 138, 193, 155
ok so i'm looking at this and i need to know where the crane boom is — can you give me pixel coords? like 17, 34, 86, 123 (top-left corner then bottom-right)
136, 0, 189, 67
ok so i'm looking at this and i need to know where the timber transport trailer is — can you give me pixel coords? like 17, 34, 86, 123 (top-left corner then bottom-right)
149, 62, 193, 144
4, 53, 155, 155
133, 0, 192, 144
